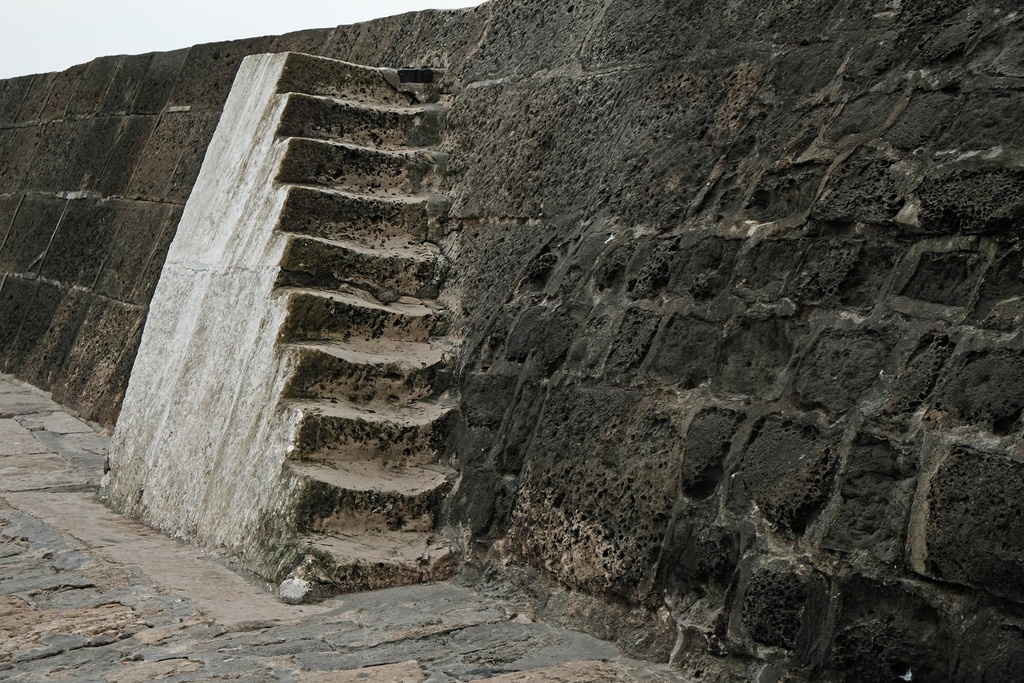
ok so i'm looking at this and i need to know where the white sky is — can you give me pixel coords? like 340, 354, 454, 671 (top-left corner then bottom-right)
0, 1, 486, 79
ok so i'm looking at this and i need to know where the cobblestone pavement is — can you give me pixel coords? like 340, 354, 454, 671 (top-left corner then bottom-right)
0, 375, 687, 682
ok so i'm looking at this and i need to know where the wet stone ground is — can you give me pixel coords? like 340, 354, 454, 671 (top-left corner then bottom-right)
0, 375, 686, 682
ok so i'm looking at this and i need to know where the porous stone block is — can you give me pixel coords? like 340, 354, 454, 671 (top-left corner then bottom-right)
508, 385, 681, 601
67, 56, 122, 116
812, 155, 904, 225
916, 447, 1024, 602
25, 117, 121, 192
900, 249, 986, 307
647, 314, 720, 389
603, 307, 661, 378
933, 348, 1024, 435
681, 408, 742, 499
169, 38, 274, 110
795, 330, 889, 415
740, 564, 818, 651
41, 198, 119, 288
886, 333, 955, 416
0, 194, 65, 276
973, 248, 1024, 330
828, 574, 952, 682
916, 168, 1024, 235
131, 48, 188, 114
823, 434, 917, 564
0, 75, 33, 126
93, 200, 174, 303
718, 317, 795, 398
733, 415, 836, 534
0, 126, 39, 193
95, 115, 158, 197
38, 64, 86, 121
2, 280, 62, 376
100, 54, 152, 114
127, 112, 219, 202
15, 72, 57, 124
666, 237, 739, 301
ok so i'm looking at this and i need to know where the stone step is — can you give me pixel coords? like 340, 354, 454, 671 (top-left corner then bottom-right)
277, 185, 450, 250
289, 460, 455, 534
280, 531, 455, 602
276, 137, 442, 197
276, 52, 415, 106
277, 93, 444, 149
285, 398, 456, 467
277, 286, 447, 344
283, 340, 449, 405
276, 235, 445, 299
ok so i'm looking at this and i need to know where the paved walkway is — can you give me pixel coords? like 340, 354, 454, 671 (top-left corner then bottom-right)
0, 375, 687, 682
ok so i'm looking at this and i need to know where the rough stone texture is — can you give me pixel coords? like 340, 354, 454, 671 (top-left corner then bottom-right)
0, 8, 486, 428
5, 0, 1024, 680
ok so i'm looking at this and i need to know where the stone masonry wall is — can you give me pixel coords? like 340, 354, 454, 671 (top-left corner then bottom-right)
438, 1, 1024, 680
0, 9, 485, 427
4, 0, 1024, 680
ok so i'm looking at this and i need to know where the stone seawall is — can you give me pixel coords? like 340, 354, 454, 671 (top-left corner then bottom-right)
0, 9, 485, 427
4, 1, 1024, 680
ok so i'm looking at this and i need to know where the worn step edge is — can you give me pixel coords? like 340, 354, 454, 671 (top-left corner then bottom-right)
289, 461, 454, 534
277, 234, 445, 299
278, 531, 455, 603
276, 285, 447, 343
284, 397, 456, 467
277, 93, 444, 149
276, 52, 415, 106
282, 340, 449, 404
276, 137, 443, 197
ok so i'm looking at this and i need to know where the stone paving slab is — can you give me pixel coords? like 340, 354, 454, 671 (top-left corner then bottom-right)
0, 374, 690, 682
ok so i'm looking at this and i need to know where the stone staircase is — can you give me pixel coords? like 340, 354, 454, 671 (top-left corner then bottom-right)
269, 54, 457, 602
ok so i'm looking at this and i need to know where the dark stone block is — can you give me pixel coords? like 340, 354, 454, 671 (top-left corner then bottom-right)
901, 249, 985, 306
169, 38, 274, 110
41, 198, 120, 288
733, 239, 802, 298
735, 415, 837, 534
38, 64, 86, 121
0, 194, 65, 276
496, 377, 547, 475
718, 317, 795, 397
461, 372, 517, 429
131, 205, 181, 305
746, 164, 827, 221
974, 248, 1024, 330
92, 321, 144, 427
67, 56, 122, 115
681, 408, 741, 500
604, 307, 661, 377
939, 92, 1024, 149
593, 242, 633, 296
504, 307, 574, 375
0, 275, 37, 366
16, 286, 92, 389
885, 92, 959, 149
956, 608, 1024, 683
508, 384, 681, 601
167, 112, 219, 202
95, 116, 158, 197
823, 434, 917, 563
934, 349, 1024, 435
648, 314, 720, 389
16, 73, 56, 124
93, 201, 173, 303
0, 126, 40, 193
825, 92, 901, 142
51, 299, 144, 423
131, 49, 188, 114
0, 75, 33, 126
667, 237, 740, 301
916, 168, 1024, 235
626, 239, 675, 300
886, 333, 955, 415
741, 565, 811, 650
0, 193, 21, 245
829, 575, 952, 683
795, 330, 889, 414
666, 516, 741, 589
790, 239, 898, 310
127, 112, 217, 201
3, 280, 62, 375
923, 447, 1024, 602
25, 117, 121, 192
101, 54, 153, 114
812, 155, 903, 225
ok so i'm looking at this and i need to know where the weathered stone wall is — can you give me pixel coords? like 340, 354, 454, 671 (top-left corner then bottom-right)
0, 10, 485, 426
439, 0, 1024, 680
4, 0, 1024, 679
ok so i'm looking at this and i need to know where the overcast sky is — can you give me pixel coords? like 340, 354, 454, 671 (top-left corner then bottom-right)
0, 1, 486, 79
